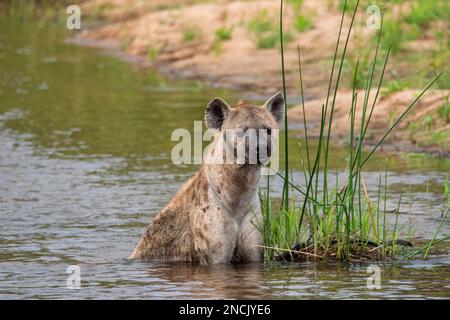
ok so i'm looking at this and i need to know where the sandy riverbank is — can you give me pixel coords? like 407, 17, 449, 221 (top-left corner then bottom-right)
72, 0, 449, 155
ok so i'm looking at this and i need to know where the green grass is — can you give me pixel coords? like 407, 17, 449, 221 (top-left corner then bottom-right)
156, 3, 182, 11
372, 1, 449, 55
404, 0, 448, 27
255, 30, 293, 50
288, 0, 313, 32
380, 20, 404, 54
359, 1, 449, 92
421, 115, 434, 131
383, 80, 409, 95
90, 2, 112, 20
147, 46, 160, 61
294, 15, 312, 32
249, 9, 293, 49
213, 27, 233, 55
427, 131, 447, 147
406, 104, 449, 149
260, 0, 447, 262
338, 0, 360, 13
182, 28, 199, 43
255, 34, 279, 49
215, 27, 233, 41
437, 97, 449, 123
345, 50, 371, 89
249, 10, 273, 34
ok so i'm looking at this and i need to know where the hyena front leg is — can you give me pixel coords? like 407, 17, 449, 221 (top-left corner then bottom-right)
191, 209, 238, 264
237, 211, 263, 262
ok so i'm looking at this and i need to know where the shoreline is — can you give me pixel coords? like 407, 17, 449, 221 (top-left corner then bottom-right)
70, 0, 449, 157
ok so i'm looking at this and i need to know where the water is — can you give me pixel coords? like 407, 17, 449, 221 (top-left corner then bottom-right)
0, 9, 449, 299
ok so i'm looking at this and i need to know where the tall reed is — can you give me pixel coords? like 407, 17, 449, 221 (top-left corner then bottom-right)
262, 0, 446, 262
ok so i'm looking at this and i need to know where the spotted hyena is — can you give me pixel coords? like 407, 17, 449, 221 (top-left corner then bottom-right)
129, 92, 284, 264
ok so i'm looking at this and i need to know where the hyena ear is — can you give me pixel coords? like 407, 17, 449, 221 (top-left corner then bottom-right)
205, 98, 230, 130
264, 92, 284, 126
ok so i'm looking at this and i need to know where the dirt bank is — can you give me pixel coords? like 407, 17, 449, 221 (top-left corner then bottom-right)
75, 0, 340, 94
287, 89, 449, 156
72, 0, 449, 155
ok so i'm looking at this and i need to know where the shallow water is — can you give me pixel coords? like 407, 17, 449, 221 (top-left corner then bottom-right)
0, 9, 449, 299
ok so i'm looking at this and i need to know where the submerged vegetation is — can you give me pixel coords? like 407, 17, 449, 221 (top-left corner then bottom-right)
260, 0, 449, 262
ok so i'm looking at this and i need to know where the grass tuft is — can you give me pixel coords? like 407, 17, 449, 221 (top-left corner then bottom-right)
260, 0, 447, 262
182, 28, 199, 43
215, 27, 233, 41
249, 9, 293, 49
288, 0, 313, 32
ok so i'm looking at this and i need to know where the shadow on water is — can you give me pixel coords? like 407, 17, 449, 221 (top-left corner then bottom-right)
0, 5, 449, 299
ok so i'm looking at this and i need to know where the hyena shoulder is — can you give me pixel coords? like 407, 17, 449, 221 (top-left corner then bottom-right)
129, 170, 209, 261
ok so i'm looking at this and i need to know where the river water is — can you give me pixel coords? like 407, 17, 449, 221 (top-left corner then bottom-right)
0, 7, 449, 299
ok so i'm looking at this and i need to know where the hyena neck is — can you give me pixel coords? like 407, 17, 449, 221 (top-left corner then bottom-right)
205, 164, 261, 215
203, 138, 261, 215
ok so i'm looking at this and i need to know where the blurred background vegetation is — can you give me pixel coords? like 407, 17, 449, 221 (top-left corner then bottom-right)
2, 0, 449, 152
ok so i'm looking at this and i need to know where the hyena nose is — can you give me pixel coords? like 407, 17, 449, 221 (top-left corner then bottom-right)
256, 143, 271, 159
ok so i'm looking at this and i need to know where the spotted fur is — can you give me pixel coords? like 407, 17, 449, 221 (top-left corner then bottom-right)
129, 92, 284, 264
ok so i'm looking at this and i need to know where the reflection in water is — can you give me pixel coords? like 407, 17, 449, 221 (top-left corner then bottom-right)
0, 6, 449, 299
145, 262, 267, 299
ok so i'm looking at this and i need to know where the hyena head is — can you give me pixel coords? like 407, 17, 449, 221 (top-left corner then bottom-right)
205, 92, 284, 165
